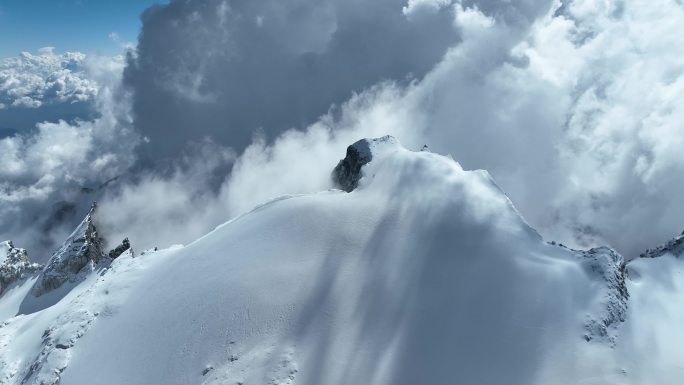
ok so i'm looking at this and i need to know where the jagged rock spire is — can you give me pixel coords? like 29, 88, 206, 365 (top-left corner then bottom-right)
109, 238, 131, 259
0, 240, 42, 295
32, 202, 131, 297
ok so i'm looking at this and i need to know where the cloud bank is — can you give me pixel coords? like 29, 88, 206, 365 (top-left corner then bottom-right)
2, 0, 684, 260
414, 0, 684, 255
0, 48, 98, 109
124, 0, 459, 158
0, 52, 139, 259
0, 48, 104, 134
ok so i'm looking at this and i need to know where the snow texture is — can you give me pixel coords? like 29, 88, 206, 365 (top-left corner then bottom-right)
574, 247, 629, 345
0, 136, 682, 385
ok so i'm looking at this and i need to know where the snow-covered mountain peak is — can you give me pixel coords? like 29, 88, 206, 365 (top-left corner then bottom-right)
0, 240, 42, 296
334, 136, 536, 242
1, 137, 684, 384
31, 202, 131, 297
333, 135, 520, 220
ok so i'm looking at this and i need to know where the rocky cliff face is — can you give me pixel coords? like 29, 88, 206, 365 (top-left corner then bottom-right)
31, 203, 131, 297
0, 241, 42, 295
576, 246, 629, 345
571, 229, 684, 345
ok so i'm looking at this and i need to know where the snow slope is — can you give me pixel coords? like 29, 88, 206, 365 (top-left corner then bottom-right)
0, 136, 682, 384
616, 237, 684, 384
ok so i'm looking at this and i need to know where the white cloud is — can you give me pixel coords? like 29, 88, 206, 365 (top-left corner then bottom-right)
108, 31, 136, 52
403, 0, 453, 18
0, 49, 99, 109
392, 0, 684, 255
4, 0, 684, 262
453, 3, 494, 32
500, 0, 684, 253
97, 84, 420, 251
135, 0, 684, 257
0, 52, 138, 259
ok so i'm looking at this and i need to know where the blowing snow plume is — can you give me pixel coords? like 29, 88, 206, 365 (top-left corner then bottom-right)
1, 137, 683, 384
84, 0, 684, 257
2, 0, 684, 262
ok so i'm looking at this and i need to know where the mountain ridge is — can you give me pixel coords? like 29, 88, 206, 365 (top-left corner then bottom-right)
0, 136, 682, 385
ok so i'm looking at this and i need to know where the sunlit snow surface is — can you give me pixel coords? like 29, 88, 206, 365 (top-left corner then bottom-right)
1, 139, 682, 384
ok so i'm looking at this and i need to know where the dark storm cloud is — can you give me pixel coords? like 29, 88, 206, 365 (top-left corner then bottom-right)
124, 0, 459, 158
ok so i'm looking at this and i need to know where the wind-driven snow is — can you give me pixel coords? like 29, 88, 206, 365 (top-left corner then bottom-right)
0, 136, 681, 384
614, 239, 684, 383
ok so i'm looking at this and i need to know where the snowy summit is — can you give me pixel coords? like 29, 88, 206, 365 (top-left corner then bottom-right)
0, 136, 683, 385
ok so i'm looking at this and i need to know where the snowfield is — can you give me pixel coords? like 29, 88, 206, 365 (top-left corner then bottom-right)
1, 137, 683, 384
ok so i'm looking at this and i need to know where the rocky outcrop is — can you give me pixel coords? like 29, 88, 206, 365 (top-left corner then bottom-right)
108, 238, 131, 259
639, 230, 684, 259
576, 247, 629, 344
332, 135, 399, 192
573, 229, 684, 345
332, 140, 373, 192
32, 203, 130, 297
0, 241, 42, 295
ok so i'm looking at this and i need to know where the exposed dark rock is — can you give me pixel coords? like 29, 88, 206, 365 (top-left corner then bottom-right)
32, 202, 126, 296
108, 238, 131, 259
332, 135, 399, 192
639, 231, 684, 259
332, 140, 373, 192
202, 366, 214, 376
0, 241, 43, 295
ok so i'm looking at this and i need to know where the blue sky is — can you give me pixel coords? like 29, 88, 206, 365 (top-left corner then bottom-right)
0, 0, 164, 58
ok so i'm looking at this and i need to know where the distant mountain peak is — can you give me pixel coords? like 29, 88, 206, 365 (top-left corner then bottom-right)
639, 230, 684, 259
0, 240, 42, 295
31, 202, 131, 297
